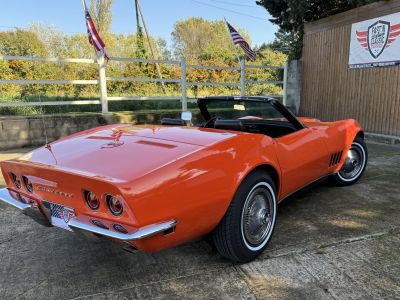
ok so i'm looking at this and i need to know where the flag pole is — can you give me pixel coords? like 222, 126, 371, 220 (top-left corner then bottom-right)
81, 0, 87, 12
81, 0, 104, 61
224, 17, 241, 65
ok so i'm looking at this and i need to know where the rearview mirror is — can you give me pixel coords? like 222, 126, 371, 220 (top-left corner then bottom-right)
181, 111, 192, 122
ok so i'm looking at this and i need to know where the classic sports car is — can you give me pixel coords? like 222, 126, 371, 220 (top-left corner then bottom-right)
0, 96, 367, 262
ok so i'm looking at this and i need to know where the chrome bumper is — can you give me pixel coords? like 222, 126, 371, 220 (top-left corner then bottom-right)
0, 188, 177, 242
0, 188, 52, 227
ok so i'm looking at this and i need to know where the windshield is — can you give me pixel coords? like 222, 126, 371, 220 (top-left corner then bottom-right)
202, 99, 288, 122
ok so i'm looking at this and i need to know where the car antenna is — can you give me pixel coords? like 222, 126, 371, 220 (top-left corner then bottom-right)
38, 94, 50, 149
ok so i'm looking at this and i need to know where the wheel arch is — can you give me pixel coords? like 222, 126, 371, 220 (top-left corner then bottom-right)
243, 164, 280, 196
356, 130, 365, 139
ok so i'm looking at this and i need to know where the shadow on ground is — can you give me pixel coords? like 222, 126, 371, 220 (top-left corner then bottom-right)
0, 143, 399, 299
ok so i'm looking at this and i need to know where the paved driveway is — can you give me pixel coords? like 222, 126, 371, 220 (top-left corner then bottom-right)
0, 143, 399, 299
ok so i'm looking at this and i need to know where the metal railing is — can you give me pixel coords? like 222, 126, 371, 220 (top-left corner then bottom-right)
0, 55, 288, 113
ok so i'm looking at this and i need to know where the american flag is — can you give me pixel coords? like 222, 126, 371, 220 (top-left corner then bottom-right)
50, 203, 65, 218
226, 21, 256, 61
50, 203, 74, 223
85, 6, 109, 61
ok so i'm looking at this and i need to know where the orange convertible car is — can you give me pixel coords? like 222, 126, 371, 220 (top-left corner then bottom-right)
0, 97, 368, 262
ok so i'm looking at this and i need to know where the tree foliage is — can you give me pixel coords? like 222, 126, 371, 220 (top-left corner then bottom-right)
90, 0, 113, 36
256, 0, 380, 59
172, 17, 251, 61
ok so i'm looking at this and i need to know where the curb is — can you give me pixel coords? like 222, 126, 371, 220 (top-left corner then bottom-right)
365, 132, 400, 145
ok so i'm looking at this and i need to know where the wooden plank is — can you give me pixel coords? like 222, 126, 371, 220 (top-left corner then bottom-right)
0, 80, 98, 85
107, 77, 180, 83
109, 57, 180, 65
0, 56, 96, 64
107, 96, 182, 101
0, 100, 100, 107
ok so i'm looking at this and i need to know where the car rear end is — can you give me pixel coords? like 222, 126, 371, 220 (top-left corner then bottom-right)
0, 158, 177, 253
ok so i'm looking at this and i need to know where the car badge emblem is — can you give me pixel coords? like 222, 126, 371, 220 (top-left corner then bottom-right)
37, 186, 74, 198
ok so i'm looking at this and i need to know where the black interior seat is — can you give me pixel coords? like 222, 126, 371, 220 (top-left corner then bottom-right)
214, 119, 244, 132
161, 118, 185, 126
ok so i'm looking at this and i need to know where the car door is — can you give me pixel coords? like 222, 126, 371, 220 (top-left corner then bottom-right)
274, 127, 329, 199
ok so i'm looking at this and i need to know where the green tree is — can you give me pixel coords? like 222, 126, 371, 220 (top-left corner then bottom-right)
0, 29, 50, 97
171, 17, 251, 61
90, 0, 113, 36
256, 0, 380, 59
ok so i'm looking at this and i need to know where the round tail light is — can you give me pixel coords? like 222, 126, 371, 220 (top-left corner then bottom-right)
84, 191, 100, 210
22, 176, 33, 193
106, 195, 123, 216
10, 173, 21, 189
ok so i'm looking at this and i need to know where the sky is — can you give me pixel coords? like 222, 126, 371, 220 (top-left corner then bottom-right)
0, 0, 277, 48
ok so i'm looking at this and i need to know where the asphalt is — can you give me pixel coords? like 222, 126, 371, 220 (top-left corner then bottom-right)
0, 142, 399, 300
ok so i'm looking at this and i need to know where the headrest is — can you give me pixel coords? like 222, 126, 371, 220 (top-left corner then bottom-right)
214, 119, 244, 132
161, 118, 185, 126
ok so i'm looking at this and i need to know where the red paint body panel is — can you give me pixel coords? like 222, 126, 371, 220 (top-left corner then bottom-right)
0, 118, 363, 252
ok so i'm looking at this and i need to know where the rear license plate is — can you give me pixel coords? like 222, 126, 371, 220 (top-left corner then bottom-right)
49, 202, 75, 232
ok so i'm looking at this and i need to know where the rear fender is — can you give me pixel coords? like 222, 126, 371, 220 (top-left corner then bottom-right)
0, 160, 137, 226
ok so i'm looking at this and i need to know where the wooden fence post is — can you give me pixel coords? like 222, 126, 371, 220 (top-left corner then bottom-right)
240, 59, 245, 96
181, 58, 187, 111
98, 55, 108, 114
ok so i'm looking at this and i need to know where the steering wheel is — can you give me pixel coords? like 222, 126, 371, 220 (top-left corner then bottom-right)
202, 116, 219, 128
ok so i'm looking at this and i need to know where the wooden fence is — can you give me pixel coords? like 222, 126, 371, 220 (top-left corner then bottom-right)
301, 0, 400, 137
0, 56, 287, 114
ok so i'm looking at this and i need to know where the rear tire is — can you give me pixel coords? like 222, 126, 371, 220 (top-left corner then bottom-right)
331, 136, 368, 186
212, 171, 277, 263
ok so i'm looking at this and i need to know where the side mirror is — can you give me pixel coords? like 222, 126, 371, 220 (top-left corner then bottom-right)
181, 111, 192, 122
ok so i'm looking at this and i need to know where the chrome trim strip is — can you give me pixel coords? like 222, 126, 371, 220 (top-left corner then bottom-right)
0, 188, 52, 227
68, 218, 178, 241
0, 188, 30, 210
0, 188, 177, 241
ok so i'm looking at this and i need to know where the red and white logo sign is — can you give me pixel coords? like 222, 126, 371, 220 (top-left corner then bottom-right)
349, 13, 400, 68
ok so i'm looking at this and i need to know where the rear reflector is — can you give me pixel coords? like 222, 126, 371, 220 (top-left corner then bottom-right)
91, 219, 109, 230
113, 223, 128, 234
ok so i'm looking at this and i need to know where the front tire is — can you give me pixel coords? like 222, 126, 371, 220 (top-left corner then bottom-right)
212, 171, 277, 263
332, 136, 368, 186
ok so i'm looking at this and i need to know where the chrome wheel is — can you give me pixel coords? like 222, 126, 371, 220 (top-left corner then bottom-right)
338, 142, 366, 181
241, 182, 275, 250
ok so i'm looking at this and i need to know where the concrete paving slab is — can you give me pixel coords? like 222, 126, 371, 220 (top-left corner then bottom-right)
0, 143, 399, 299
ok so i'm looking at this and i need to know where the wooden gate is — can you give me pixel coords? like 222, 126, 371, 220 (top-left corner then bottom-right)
301, 0, 400, 136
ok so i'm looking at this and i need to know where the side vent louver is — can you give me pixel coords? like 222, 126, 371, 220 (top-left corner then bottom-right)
329, 151, 343, 167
